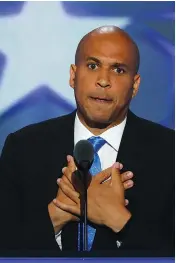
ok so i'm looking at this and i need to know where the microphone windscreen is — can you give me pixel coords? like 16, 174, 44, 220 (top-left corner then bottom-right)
73, 140, 94, 171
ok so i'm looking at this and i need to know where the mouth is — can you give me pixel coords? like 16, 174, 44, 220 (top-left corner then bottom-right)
90, 96, 113, 103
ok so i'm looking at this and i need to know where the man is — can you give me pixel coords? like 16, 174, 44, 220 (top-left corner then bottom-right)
0, 26, 174, 257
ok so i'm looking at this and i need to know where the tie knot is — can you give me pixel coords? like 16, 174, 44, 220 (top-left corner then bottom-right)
88, 136, 106, 153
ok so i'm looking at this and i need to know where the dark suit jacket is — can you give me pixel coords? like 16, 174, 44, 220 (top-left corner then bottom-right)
0, 110, 174, 257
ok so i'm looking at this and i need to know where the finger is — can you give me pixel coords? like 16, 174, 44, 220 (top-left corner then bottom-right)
94, 167, 112, 183
125, 199, 129, 206
119, 163, 123, 170
101, 176, 111, 185
67, 155, 77, 172
101, 163, 123, 184
123, 179, 134, 190
57, 176, 72, 192
66, 156, 78, 185
57, 179, 79, 203
121, 171, 133, 183
62, 166, 73, 185
111, 162, 121, 184
53, 199, 80, 216
111, 163, 125, 197
62, 167, 83, 193
60, 172, 74, 190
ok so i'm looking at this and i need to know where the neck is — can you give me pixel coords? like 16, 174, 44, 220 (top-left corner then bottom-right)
77, 110, 128, 136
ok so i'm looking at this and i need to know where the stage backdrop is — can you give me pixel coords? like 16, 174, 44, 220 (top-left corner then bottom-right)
0, 1, 174, 153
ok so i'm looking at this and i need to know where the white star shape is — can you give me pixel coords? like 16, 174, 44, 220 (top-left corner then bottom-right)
0, 1, 131, 115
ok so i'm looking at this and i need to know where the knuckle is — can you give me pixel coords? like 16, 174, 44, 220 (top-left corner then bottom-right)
65, 167, 71, 175
71, 164, 76, 172
62, 175, 67, 182
59, 180, 66, 189
124, 181, 129, 187
123, 172, 128, 178
123, 183, 128, 189
121, 173, 125, 179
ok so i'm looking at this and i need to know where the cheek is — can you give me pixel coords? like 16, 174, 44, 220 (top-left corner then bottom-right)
76, 67, 89, 81
113, 77, 133, 94
75, 70, 96, 94
112, 78, 133, 104
74, 75, 89, 104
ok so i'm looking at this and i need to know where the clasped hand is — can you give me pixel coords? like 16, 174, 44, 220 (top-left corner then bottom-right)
50, 155, 133, 233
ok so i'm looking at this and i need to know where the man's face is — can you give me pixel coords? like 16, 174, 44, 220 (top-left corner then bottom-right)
70, 33, 140, 126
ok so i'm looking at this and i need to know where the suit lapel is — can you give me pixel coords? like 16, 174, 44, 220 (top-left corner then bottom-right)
117, 110, 141, 168
117, 110, 143, 209
93, 111, 142, 250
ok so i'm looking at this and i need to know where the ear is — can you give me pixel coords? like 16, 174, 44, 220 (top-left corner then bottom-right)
132, 74, 140, 98
69, 64, 77, 89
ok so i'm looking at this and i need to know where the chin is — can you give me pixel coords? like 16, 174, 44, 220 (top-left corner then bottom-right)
92, 115, 110, 123
87, 112, 112, 126
78, 106, 113, 127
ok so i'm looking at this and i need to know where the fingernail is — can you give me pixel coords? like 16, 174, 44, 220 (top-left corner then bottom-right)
53, 199, 57, 204
57, 178, 61, 184
67, 155, 72, 162
113, 162, 120, 169
127, 180, 133, 187
125, 199, 129, 206
127, 172, 133, 178
119, 163, 123, 169
62, 167, 66, 173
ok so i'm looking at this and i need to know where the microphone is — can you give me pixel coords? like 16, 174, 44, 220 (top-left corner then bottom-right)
73, 140, 94, 251
73, 140, 94, 171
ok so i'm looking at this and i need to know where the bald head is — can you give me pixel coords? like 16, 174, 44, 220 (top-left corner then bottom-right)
75, 26, 140, 73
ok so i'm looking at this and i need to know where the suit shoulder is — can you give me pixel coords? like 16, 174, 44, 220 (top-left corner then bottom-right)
136, 115, 174, 143
139, 116, 173, 133
11, 111, 75, 141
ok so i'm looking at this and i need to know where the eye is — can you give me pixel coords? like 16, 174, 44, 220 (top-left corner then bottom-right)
113, 67, 125, 74
87, 63, 98, 70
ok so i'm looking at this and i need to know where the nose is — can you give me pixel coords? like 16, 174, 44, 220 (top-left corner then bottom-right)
97, 79, 111, 88
96, 70, 111, 89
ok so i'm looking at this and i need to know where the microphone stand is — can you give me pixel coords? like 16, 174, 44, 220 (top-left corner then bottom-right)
79, 165, 89, 251
73, 140, 94, 252
83, 168, 88, 251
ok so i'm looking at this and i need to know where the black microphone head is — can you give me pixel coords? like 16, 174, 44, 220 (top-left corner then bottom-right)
73, 140, 94, 171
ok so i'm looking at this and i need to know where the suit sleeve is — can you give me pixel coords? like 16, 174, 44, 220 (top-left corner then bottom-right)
0, 133, 60, 255
115, 129, 175, 257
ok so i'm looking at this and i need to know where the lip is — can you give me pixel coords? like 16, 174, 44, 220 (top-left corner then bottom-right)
90, 96, 113, 103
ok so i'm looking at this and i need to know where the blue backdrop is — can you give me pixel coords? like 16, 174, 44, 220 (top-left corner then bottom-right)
0, 1, 174, 153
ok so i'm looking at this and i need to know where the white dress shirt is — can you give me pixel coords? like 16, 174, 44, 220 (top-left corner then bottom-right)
56, 113, 127, 249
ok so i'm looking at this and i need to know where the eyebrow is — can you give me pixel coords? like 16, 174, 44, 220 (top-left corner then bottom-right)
86, 56, 101, 64
86, 56, 129, 69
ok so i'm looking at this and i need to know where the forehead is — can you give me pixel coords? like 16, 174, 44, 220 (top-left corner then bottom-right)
79, 33, 136, 65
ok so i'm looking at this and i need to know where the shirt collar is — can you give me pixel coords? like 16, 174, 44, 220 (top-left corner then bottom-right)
74, 113, 127, 152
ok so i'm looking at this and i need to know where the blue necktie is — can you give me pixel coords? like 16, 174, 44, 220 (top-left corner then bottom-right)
78, 136, 106, 251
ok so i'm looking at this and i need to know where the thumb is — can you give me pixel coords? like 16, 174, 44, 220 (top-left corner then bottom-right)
94, 167, 112, 184
67, 155, 77, 172
111, 163, 125, 205
111, 162, 122, 187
